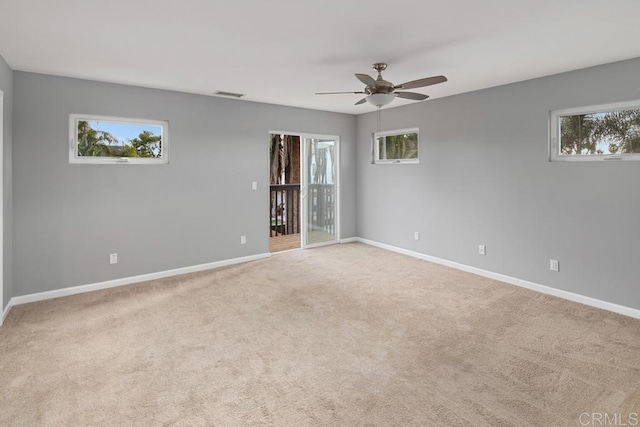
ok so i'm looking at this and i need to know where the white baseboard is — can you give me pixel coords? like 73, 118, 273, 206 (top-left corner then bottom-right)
8, 252, 271, 309
340, 237, 358, 244
1, 298, 13, 325
5, 240, 640, 323
356, 238, 640, 320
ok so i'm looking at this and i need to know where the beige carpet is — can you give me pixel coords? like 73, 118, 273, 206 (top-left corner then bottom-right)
1, 243, 639, 426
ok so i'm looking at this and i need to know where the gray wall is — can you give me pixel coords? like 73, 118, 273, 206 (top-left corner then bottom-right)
10, 58, 640, 312
357, 57, 640, 310
13, 72, 356, 296
0, 56, 12, 311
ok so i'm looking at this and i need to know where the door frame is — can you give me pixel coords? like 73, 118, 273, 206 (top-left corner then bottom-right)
268, 130, 340, 250
0, 90, 4, 323
301, 134, 340, 249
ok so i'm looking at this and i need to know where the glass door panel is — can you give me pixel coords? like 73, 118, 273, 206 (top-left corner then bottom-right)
304, 137, 337, 247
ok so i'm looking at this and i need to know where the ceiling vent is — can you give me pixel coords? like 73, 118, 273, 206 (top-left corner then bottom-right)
214, 90, 245, 98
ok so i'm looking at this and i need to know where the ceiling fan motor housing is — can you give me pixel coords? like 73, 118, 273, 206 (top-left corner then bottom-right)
370, 63, 394, 93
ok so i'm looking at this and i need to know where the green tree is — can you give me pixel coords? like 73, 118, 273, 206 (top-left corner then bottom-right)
381, 133, 418, 159
77, 120, 118, 157
596, 110, 640, 153
560, 115, 598, 155
128, 130, 162, 158
560, 110, 640, 155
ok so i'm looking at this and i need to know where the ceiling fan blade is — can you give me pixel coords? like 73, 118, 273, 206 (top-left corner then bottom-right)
315, 91, 365, 95
355, 73, 377, 87
395, 92, 429, 101
355, 98, 367, 105
394, 75, 447, 90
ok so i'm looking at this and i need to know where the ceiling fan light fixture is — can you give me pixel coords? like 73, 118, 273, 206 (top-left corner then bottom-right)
316, 63, 447, 109
366, 93, 394, 107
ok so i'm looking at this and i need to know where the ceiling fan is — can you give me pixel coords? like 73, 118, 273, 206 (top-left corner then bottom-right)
316, 63, 447, 107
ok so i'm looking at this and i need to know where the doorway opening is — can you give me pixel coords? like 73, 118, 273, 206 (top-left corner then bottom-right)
269, 132, 339, 253
269, 134, 301, 253
0, 90, 4, 322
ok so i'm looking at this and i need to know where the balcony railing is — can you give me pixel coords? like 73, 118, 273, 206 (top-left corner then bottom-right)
270, 184, 300, 236
270, 183, 335, 237
308, 184, 335, 235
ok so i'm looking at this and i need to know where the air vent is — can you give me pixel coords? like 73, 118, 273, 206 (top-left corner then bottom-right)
214, 91, 245, 98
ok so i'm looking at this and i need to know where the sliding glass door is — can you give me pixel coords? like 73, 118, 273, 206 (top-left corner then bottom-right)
302, 136, 338, 248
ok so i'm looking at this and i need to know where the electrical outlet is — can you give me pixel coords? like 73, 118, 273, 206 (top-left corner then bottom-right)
251, 181, 258, 190
550, 259, 559, 272
240, 235, 247, 244
414, 231, 420, 241
109, 253, 118, 264
478, 245, 486, 255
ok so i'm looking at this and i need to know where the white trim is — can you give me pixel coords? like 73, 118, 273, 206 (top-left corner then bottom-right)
552, 99, 640, 117
6, 239, 639, 323
302, 134, 340, 248
0, 90, 4, 325
373, 127, 420, 164
69, 113, 169, 165
8, 253, 270, 308
2, 298, 12, 324
356, 237, 640, 320
340, 237, 358, 244
269, 131, 341, 249
549, 99, 640, 162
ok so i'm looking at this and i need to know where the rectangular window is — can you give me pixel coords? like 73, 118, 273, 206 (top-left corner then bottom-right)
549, 100, 640, 161
69, 114, 169, 164
373, 128, 419, 164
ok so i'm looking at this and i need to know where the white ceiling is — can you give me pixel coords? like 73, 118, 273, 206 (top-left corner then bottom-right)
1, 0, 640, 115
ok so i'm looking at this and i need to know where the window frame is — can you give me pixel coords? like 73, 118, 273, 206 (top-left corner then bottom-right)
69, 114, 169, 165
372, 127, 420, 164
549, 99, 640, 162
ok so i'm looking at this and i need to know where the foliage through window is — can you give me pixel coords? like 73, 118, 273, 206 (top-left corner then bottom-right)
69, 114, 169, 164
550, 100, 640, 161
374, 128, 419, 164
